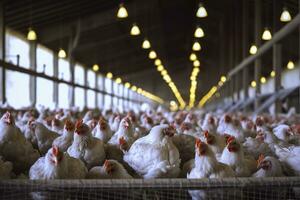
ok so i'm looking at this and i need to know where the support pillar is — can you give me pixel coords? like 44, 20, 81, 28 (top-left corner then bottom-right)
53, 55, 59, 108
273, 0, 282, 114
0, 2, 5, 104
254, 0, 262, 110
29, 41, 37, 107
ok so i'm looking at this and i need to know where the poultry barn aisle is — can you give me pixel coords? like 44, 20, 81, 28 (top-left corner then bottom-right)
0, 0, 300, 199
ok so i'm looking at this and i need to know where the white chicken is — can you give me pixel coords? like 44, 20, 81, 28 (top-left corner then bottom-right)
201, 113, 217, 133
52, 120, 75, 152
87, 159, 132, 179
187, 139, 235, 200
274, 144, 300, 175
217, 114, 246, 142
92, 117, 112, 143
220, 136, 256, 177
252, 155, 284, 177
67, 120, 106, 169
110, 114, 122, 132
124, 125, 180, 179
0, 112, 39, 173
30, 120, 60, 155
106, 117, 135, 161
82, 110, 94, 123
273, 124, 293, 142
203, 131, 226, 160
29, 146, 87, 179
187, 138, 234, 178
51, 118, 64, 134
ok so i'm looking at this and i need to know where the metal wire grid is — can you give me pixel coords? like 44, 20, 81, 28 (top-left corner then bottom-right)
0, 177, 299, 200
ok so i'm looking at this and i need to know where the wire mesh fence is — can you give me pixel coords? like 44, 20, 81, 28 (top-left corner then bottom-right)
0, 177, 299, 200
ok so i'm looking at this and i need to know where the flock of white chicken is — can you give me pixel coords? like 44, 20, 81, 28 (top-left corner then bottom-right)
0, 107, 300, 183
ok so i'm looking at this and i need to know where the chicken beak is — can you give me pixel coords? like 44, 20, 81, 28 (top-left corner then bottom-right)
124, 122, 129, 129
5, 118, 11, 125
53, 157, 58, 166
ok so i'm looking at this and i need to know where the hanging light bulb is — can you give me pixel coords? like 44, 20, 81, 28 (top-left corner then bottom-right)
161, 70, 167, 76
192, 41, 201, 51
220, 76, 227, 83
196, 3, 208, 18
148, 50, 157, 59
287, 60, 295, 69
27, 28, 37, 41
262, 28, 272, 40
280, 7, 292, 22
194, 27, 204, 38
193, 60, 200, 67
106, 72, 113, 79
249, 45, 257, 55
251, 81, 257, 88
154, 59, 162, 66
130, 23, 140, 36
124, 82, 131, 88
260, 77, 266, 84
131, 85, 137, 91
58, 48, 67, 58
157, 65, 164, 71
142, 39, 151, 49
92, 64, 99, 72
189, 53, 197, 61
117, 3, 128, 18
270, 70, 275, 77
115, 77, 122, 84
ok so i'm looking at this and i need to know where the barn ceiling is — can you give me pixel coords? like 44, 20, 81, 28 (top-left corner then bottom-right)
3, 0, 300, 104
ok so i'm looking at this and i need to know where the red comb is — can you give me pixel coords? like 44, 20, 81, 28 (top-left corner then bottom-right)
104, 159, 109, 167
204, 130, 209, 138
226, 136, 235, 144
65, 120, 74, 131
119, 137, 126, 145
75, 119, 83, 129
224, 115, 231, 123
257, 154, 265, 166
52, 145, 59, 156
195, 138, 202, 147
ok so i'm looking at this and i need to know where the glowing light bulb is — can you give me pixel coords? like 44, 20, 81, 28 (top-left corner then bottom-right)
220, 76, 226, 83
149, 50, 157, 59
124, 82, 131, 88
262, 28, 272, 40
192, 41, 201, 51
115, 77, 122, 84
131, 85, 137, 91
92, 64, 99, 72
260, 77, 266, 84
27, 28, 37, 41
270, 70, 275, 77
142, 39, 151, 49
130, 23, 140, 36
189, 53, 197, 61
196, 4, 208, 18
249, 45, 257, 55
194, 27, 204, 38
251, 81, 257, 88
58, 48, 67, 58
157, 65, 164, 71
287, 60, 295, 69
154, 59, 161, 66
117, 3, 128, 18
193, 60, 200, 67
137, 88, 142, 94
106, 72, 113, 79
280, 8, 292, 22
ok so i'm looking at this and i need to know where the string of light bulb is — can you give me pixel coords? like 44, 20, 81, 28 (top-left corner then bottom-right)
187, 2, 207, 108
105, 72, 164, 104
